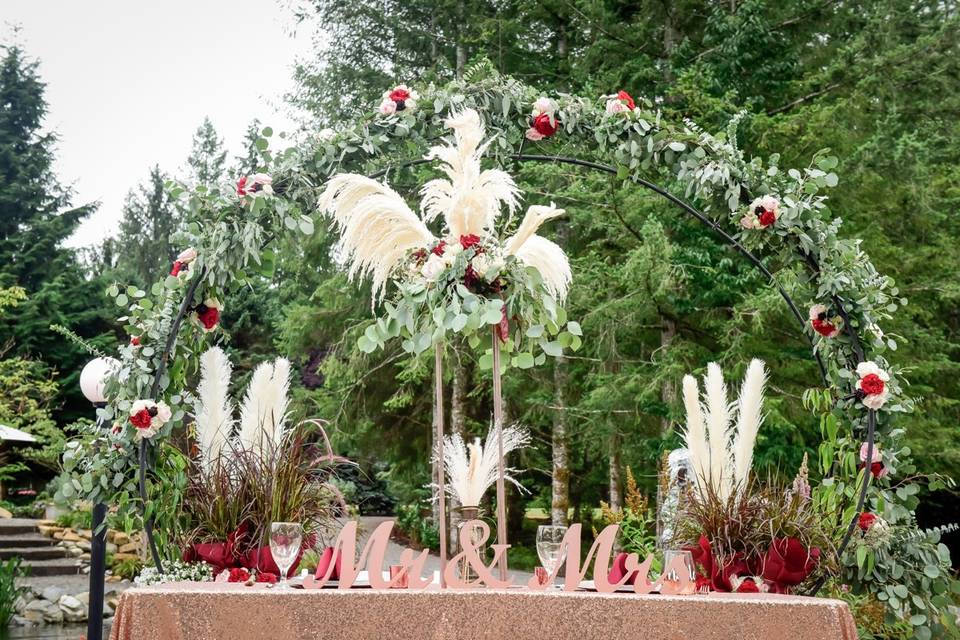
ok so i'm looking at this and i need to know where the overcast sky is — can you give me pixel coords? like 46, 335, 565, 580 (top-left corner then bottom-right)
4, 1, 317, 247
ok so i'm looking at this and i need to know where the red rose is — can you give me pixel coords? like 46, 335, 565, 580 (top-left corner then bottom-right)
170, 261, 184, 276
870, 461, 884, 477
858, 512, 877, 532
130, 336, 141, 346
431, 240, 447, 256
228, 567, 250, 583
616, 90, 635, 110
389, 87, 410, 102
684, 535, 749, 592
236, 176, 248, 196
459, 234, 482, 250
463, 264, 479, 289
860, 373, 885, 396
736, 578, 760, 593
761, 538, 819, 591
129, 409, 153, 430
812, 318, 837, 337
196, 305, 220, 330
532, 112, 558, 138
758, 209, 777, 227
256, 572, 278, 584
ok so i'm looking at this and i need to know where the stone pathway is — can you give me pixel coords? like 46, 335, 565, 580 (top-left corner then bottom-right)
1, 518, 132, 635
0, 519, 80, 577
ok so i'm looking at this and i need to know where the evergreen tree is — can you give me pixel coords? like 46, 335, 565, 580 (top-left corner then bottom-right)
0, 43, 113, 422
186, 117, 227, 185
114, 165, 180, 287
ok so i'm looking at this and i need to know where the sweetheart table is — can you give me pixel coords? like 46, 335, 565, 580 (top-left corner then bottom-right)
109, 581, 857, 640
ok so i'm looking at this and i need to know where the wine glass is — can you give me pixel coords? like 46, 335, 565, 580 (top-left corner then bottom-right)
270, 522, 303, 589
536, 525, 568, 586
662, 550, 696, 595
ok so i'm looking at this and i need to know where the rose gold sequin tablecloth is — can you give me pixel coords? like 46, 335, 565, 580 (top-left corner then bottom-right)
110, 582, 857, 640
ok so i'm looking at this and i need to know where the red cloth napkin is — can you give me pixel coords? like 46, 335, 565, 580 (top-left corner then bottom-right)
607, 552, 638, 585
315, 546, 341, 580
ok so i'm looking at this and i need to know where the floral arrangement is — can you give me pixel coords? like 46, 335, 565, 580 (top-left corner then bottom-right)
180, 348, 347, 579
674, 360, 832, 594
525, 97, 559, 141
440, 423, 529, 508
379, 84, 419, 115
319, 108, 581, 368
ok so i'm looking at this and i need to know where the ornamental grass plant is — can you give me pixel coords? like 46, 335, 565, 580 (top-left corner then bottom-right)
181, 421, 349, 561
672, 472, 837, 593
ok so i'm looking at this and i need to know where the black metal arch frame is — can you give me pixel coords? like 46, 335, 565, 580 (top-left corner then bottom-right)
134, 151, 874, 597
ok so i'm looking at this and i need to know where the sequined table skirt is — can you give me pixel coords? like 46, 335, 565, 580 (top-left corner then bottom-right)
110, 582, 857, 640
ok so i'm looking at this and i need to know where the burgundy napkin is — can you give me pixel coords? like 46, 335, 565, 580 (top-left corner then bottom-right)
607, 552, 638, 585
315, 546, 342, 580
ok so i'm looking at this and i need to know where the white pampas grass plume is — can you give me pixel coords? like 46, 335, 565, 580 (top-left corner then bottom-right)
512, 234, 572, 302
679, 360, 769, 502
238, 358, 291, 458
732, 359, 767, 488
318, 174, 435, 301
703, 362, 733, 501
195, 347, 233, 470
504, 203, 565, 255
440, 422, 530, 507
681, 374, 710, 494
420, 108, 520, 239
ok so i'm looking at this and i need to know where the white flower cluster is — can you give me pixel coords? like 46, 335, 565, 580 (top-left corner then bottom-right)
134, 560, 213, 586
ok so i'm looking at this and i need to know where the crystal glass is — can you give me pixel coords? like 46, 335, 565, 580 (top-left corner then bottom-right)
270, 522, 303, 588
536, 525, 568, 584
662, 549, 696, 595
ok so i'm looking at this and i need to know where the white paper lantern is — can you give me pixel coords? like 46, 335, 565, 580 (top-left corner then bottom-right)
79, 357, 119, 404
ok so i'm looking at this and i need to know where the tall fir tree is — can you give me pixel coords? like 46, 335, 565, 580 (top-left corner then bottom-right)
0, 43, 113, 423
113, 165, 180, 288
186, 117, 227, 185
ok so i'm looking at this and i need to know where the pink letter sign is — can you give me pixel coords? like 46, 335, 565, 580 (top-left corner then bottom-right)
302, 520, 693, 594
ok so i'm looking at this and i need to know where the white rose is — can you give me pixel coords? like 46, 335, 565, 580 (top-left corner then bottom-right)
153, 401, 172, 427
808, 303, 828, 321
176, 247, 197, 264
379, 100, 397, 116
605, 99, 629, 115
318, 128, 335, 142
421, 255, 445, 281
855, 361, 889, 382
532, 96, 553, 115
471, 254, 492, 278
861, 390, 889, 410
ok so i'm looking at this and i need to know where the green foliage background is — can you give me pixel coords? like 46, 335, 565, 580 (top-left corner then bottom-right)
0, 2, 957, 634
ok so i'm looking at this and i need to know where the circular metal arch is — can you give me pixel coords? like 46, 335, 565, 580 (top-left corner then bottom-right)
137, 152, 872, 596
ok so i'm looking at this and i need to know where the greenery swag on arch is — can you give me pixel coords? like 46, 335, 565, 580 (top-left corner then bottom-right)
63, 61, 932, 606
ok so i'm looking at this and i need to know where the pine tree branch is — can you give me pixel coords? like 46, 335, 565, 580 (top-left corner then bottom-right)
767, 82, 843, 115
